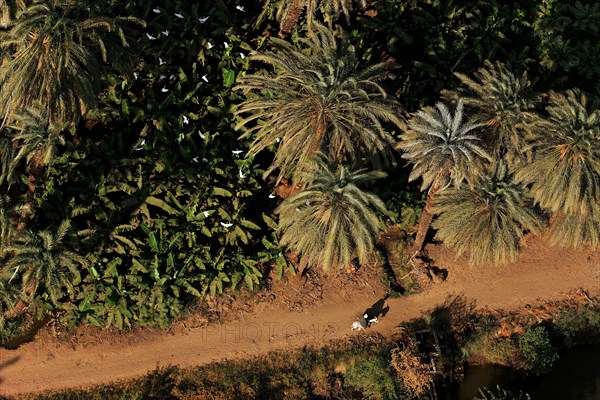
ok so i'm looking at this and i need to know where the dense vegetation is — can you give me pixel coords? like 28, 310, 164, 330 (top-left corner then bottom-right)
2, 0, 600, 334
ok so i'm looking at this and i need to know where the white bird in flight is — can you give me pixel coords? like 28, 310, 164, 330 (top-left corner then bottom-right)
159, 57, 165, 65
152, 7, 160, 13
239, 169, 245, 179
174, 12, 184, 19
206, 42, 213, 49
199, 16, 209, 23
161, 87, 169, 92
220, 222, 233, 228
239, 52, 245, 59
268, 193, 276, 199
202, 74, 209, 82
236, 5, 245, 12
192, 157, 199, 163
232, 149, 243, 155
198, 130, 206, 139
203, 211, 209, 217
182, 115, 189, 124
133, 72, 139, 80
161, 30, 169, 37
146, 32, 156, 40
224, 41, 229, 48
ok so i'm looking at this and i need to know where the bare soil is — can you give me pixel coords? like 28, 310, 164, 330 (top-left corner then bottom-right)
1, 236, 599, 397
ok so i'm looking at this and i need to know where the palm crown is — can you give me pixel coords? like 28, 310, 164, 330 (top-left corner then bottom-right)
442, 60, 539, 166
1, 220, 87, 307
276, 156, 387, 271
432, 162, 544, 265
236, 26, 403, 183
514, 89, 600, 216
0, 0, 137, 125
399, 99, 491, 191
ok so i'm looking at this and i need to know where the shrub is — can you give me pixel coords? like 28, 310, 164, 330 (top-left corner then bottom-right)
554, 304, 600, 346
344, 354, 402, 400
517, 326, 558, 376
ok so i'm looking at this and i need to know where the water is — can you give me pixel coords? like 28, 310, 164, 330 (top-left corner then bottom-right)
445, 344, 600, 400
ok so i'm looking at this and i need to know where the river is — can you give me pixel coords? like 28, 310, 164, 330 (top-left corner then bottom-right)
444, 344, 600, 400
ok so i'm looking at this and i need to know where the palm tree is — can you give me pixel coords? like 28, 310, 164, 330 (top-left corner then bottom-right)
6, 106, 65, 229
432, 162, 544, 265
0, 0, 140, 126
275, 156, 387, 271
0, 194, 18, 258
398, 99, 492, 252
259, 0, 367, 35
514, 89, 600, 217
1, 220, 87, 308
442, 60, 539, 168
236, 25, 403, 183
546, 203, 600, 249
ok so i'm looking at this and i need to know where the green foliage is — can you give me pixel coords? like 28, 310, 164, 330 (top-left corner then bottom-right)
432, 162, 544, 265
534, 0, 600, 93
554, 302, 600, 346
276, 157, 387, 271
517, 326, 559, 376
236, 25, 403, 183
344, 354, 402, 400
474, 385, 531, 400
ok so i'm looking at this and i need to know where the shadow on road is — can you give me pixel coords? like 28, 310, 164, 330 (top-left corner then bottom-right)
363, 294, 390, 320
0, 355, 20, 386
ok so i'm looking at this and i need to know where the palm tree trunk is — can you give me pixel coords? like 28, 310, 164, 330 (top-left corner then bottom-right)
413, 187, 437, 252
17, 154, 43, 231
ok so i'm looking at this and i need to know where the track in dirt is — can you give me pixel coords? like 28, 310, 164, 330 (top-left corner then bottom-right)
1, 238, 599, 396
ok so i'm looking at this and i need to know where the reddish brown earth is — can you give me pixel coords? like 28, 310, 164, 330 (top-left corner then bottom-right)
1, 237, 599, 397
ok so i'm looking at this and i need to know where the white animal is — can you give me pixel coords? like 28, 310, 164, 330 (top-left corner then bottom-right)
161, 87, 168, 92
161, 30, 169, 37
146, 32, 156, 40
152, 7, 160, 13
159, 57, 165, 65
236, 5, 245, 12
224, 41, 229, 48
133, 72, 139, 80
220, 222, 233, 228
174, 12, 184, 19
232, 149, 243, 155
206, 42, 213, 49
182, 115, 189, 124
239, 52, 245, 59
198, 130, 206, 139
203, 211, 209, 217
268, 193, 276, 199
239, 169, 245, 179
202, 74, 209, 82
199, 16, 209, 24
351, 321, 365, 331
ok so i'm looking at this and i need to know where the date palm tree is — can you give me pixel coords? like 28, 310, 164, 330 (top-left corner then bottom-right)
275, 156, 387, 271
514, 89, 600, 248
0, 0, 140, 126
514, 89, 600, 217
1, 220, 87, 309
398, 99, 491, 252
236, 25, 403, 183
6, 106, 65, 229
432, 162, 544, 265
442, 60, 539, 168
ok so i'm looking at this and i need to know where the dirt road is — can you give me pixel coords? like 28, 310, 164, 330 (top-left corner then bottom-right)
1, 238, 599, 396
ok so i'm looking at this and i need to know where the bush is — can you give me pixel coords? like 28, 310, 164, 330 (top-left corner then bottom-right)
554, 304, 600, 346
517, 326, 558, 376
463, 331, 520, 366
344, 354, 403, 400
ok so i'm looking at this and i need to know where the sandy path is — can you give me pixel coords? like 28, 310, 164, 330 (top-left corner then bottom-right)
1, 238, 599, 396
